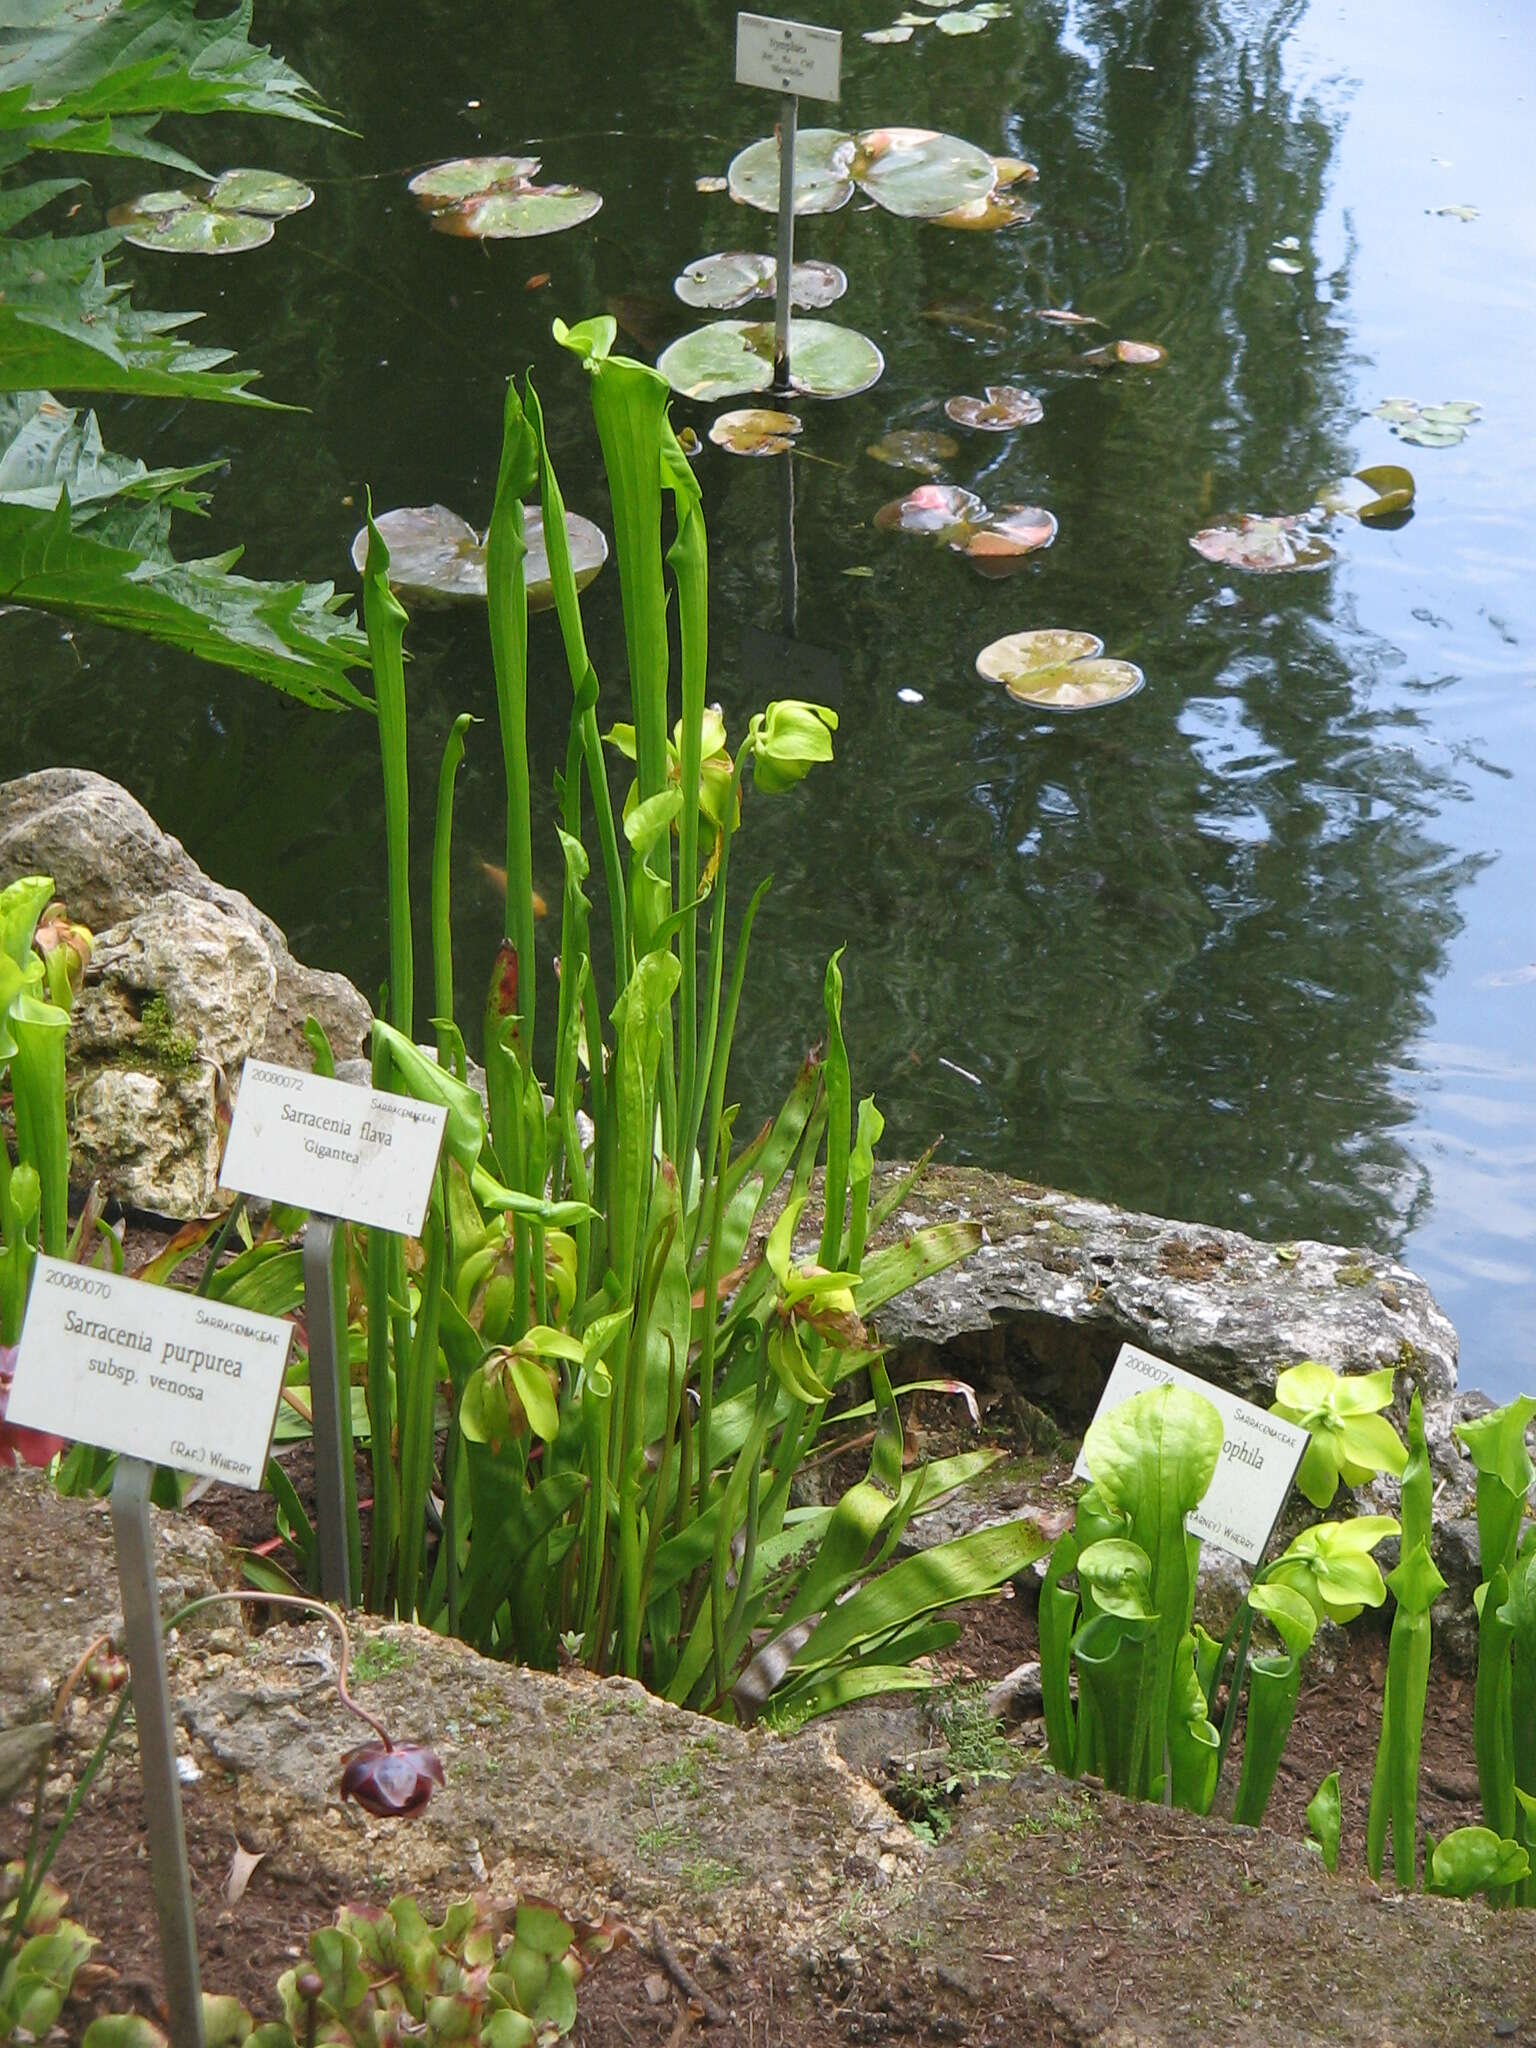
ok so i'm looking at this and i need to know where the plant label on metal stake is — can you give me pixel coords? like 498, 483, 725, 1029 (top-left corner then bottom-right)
1075, 1343, 1310, 1565
220, 1059, 449, 1602
9, 1263, 293, 2048
735, 12, 841, 393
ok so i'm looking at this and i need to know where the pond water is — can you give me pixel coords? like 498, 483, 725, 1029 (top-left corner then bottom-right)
8, 0, 1534, 1399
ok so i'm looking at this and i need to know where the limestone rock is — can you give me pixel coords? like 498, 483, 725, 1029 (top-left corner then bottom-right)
74, 891, 276, 1073
71, 1063, 225, 1218
0, 768, 372, 1071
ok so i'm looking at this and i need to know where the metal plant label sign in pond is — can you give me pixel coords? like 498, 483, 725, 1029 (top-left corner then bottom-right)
8, 1256, 291, 1488
1075, 1343, 1310, 1564
736, 12, 842, 101
220, 1059, 449, 1235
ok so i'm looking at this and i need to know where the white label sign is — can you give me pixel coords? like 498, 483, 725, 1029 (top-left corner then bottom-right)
1074, 1343, 1309, 1565
8, 1256, 292, 1490
220, 1060, 448, 1237
736, 12, 842, 100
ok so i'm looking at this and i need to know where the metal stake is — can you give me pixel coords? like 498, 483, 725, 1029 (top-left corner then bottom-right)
110, 1458, 206, 2048
772, 90, 798, 394
303, 1216, 355, 1604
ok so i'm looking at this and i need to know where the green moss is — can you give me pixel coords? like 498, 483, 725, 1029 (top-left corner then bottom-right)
680, 1855, 740, 1897
634, 1818, 692, 1857
131, 994, 198, 1073
350, 1638, 413, 1684
1334, 1263, 1373, 1288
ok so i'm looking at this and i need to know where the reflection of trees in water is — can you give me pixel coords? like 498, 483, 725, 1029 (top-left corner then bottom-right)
726, 0, 1474, 1253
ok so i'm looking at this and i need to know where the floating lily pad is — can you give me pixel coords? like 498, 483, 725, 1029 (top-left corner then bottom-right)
863, 23, 914, 39
656, 319, 883, 402
874, 483, 987, 537
960, 504, 1057, 576
935, 8, 989, 30
851, 127, 997, 218
1188, 514, 1334, 572
433, 184, 602, 239
673, 251, 846, 311
695, 174, 728, 194
1372, 397, 1480, 447
945, 385, 1043, 429
991, 156, 1038, 186
1315, 464, 1416, 524
931, 188, 1035, 230
727, 128, 857, 215
709, 408, 802, 457
1267, 255, 1303, 275
408, 157, 541, 204
976, 629, 1144, 710
349, 504, 608, 610
109, 167, 313, 253
865, 429, 960, 474
1079, 339, 1168, 368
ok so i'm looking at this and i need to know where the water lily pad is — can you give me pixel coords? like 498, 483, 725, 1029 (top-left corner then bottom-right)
1267, 255, 1303, 274
1189, 514, 1334, 572
851, 127, 997, 219
1315, 464, 1415, 523
863, 24, 914, 40
206, 169, 314, 218
709, 408, 802, 457
935, 8, 989, 30
408, 157, 541, 204
991, 156, 1038, 186
1372, 397, 1480, 447
656, 319, 883, 401
976, 629, 1144, 710
874, 483, 987, 538
960, 504, 1057, 575
865, 429, 960, 474
673, 251, 846, 311
695, 174, 728, 194
945, 385, 1043, 429
349, 504, 607, 610
931, 188, 1035, 230
433, 184, 602, 239
115, 201, 275, 253
1079, 339, 1168, 368
109, 167, 313, 253
728, 128, 857, 215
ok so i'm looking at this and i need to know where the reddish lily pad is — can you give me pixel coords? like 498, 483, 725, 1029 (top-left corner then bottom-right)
976, 629, 1144, 710
960, 504, 1057, 576
1189, 514, 1334, 572
709, 408, 803, 457
945, 385, 1043, 429
875, 483, 987, 538
865, 429, 960, 475
350, 504, 608, 609
1080, 339, 1169, 368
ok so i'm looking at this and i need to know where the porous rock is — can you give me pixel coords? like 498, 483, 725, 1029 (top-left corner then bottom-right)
0, 768, 372, 1073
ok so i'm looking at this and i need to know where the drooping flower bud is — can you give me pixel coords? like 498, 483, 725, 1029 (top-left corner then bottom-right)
339, 1740, 445, 1818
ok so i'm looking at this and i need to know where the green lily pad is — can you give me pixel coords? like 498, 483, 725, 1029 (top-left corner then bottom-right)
673, 252, 846, 311
656, 320, 883, 402
863, 23, 914, 40
108, 167, 313, 253
407, 156, 541, 204
935, 8, 989, 30
115, 202, 275, 253
1315, 464, 1416, 524
727, 128, 857, 216
349, 504, 607, 610
851, 127, 997, 219
1189, 514, 1334, 572
874, 482, 987, 538
865, 429, 960, 475
709, 408, 803, 456
204, 169, 314, 218
976, 629, 1144, 710
432, 184, 602, 239
1079, 339, 1168, 368
960, 504, 1057, 576
945, 385, 1043, 429
1372, 397, 1481, 447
